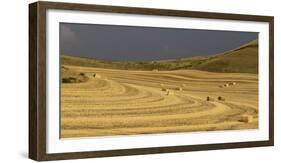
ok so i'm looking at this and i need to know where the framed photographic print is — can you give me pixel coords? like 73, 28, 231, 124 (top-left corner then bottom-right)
29, 1, 274, 161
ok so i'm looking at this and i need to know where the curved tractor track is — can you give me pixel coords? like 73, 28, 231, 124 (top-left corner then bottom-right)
61, 66, 258, 138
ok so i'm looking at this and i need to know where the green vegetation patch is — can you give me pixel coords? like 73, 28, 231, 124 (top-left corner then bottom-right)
61, 66, 89, 84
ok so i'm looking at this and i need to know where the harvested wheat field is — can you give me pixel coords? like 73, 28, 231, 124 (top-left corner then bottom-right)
60, 65, 258, 138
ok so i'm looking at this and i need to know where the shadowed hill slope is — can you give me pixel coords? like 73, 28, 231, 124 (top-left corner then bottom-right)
195, 39, 258, 73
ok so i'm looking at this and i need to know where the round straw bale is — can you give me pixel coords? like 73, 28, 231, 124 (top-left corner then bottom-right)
240, 115, 253, 123
218, 96, 225, 101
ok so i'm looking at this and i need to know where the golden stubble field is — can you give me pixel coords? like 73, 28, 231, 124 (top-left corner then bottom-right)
60, 65, 258, 138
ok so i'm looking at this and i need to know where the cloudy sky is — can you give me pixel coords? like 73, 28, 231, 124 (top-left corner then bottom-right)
60, 23, 258, 61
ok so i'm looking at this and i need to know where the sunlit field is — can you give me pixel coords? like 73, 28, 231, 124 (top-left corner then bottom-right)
61, 66, 258, 138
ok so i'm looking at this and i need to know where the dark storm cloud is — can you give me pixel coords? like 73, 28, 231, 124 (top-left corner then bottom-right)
60, 23, 258, 61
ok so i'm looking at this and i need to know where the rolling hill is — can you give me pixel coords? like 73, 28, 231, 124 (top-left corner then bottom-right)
61, 39, 258, 74
195, 39, 258, 73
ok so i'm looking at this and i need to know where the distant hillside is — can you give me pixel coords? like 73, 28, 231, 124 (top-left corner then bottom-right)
61, 39, 258, 74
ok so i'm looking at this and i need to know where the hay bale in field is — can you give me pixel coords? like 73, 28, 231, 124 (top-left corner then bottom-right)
166, 90, 174, 95
218, 85, 223, 88
161, 88, 168, 91
223, 84, 229, 87
206, 96, 214, 101
217, 96, 225, 101
175, 87, 183, 91
240, 115, 253, 123
229, 82, 236, 85
93, 73, 101, 78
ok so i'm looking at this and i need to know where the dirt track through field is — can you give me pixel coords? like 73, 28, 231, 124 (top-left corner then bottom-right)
61, 66, 258, 138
